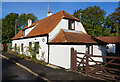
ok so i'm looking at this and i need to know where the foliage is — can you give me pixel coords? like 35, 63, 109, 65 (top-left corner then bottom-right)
41, 51, 45, 61
17, 46, 20, 54
73, 6, 120, 37
2, 13, 38, 43
2, 13, 19, 43
0, 19, 2, 43
7, 50, 47, 65
73, 6, 106, 36
104, 7, 120, 36
26, 42, 41, 59
17, 13, 38, 31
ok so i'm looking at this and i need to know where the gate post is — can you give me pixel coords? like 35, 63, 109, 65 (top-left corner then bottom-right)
70, 48, 74, 71
70, 48, 77, 71
74, 50, 77, 71
85, 54, 89, 75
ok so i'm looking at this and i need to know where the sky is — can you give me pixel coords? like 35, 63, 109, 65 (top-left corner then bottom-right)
2, 2, 119, 20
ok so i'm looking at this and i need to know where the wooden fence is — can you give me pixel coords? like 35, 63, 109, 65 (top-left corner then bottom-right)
71, 48, 120, 81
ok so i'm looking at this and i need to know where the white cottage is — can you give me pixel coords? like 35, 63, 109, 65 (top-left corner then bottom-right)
12, 10, 106, 69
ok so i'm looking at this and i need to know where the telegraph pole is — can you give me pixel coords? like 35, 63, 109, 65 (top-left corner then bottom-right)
118, 1, 120, 36
15, 19, 17, 35
79, 13, 82, 22
48, 0, 49, 11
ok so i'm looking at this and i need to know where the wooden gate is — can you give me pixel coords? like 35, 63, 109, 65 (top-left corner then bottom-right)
70, 48, 120, 81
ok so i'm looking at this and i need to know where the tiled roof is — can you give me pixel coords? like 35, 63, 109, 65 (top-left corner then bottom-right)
12, 30, 23, 40
96, 36, 120, 43
12, 10, 79, 40
49, 29, 106, 44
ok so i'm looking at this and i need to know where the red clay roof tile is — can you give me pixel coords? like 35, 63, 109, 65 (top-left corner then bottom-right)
12, 10, 79, 40
96, 36, 120, 43
49, 29, 105, 44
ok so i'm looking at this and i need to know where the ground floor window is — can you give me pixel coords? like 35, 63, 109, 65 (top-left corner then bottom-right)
15, 43, 17, 51
35, 42, 39, 54
29, 42, 32, 48
86, 45, 93, 56
21, 43, 23, 52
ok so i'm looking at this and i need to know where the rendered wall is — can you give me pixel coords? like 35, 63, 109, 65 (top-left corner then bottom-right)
49, 45, 106, 69
49, 45, 86, 69
12, 36, 48, 62
90, 45, 106, 65
106, 44, 116, 53
75, 21, 87, 33
49, 19, 87, 41
49, 19, 68, 41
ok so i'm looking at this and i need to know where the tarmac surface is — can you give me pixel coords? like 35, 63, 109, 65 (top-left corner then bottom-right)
1, 52, 104, 81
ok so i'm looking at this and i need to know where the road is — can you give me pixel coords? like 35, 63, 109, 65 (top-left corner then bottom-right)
1, 52, 103, 81
2, 58, 44, 81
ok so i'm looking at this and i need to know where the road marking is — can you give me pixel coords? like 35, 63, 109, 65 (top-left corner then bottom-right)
0, 54, 50, 82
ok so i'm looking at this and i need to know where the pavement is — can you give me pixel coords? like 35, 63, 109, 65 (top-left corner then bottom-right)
1, 52, 104, 81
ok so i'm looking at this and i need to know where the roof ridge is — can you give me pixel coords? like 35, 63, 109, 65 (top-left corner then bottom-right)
23, 10, 64, 30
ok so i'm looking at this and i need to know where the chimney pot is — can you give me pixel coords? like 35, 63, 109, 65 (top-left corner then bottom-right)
47, 10, 52, 17
28, 18, 32, 27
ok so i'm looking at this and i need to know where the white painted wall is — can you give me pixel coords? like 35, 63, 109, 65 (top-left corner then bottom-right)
75, 21, 86, 33
106, 44, 116, 53
49, 45, 106, 69
12, 36, 48, 62
49, 19, 68, 41
90, 45, 106, 65
49, 19, 87, 41
49, 45, 86, 69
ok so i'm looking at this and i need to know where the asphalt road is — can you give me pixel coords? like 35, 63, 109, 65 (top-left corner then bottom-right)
2, 58, 45, 81
2, 52, 104, 82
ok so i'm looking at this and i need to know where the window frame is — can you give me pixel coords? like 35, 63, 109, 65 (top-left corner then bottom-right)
86, 45, 93, 56
68, 19, 75, 30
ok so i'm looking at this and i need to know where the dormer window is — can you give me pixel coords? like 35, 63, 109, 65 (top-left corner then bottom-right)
68, 20, 75, 30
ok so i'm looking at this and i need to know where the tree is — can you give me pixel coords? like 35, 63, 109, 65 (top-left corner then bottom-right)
17, 13, 38, 31
2, 13, 38, 43
73, 6, 106, 36
104, 7, 120, 36
0, 19, 2, 43
2, 13, 19, 43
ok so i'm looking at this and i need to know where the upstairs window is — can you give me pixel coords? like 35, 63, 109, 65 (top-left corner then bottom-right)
68, 20, 75, 30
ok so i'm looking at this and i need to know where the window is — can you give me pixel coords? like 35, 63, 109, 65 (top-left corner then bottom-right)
21, 43, 23, 52
29, 42, 32, 47
15, 43, 17, 51
35, 42, 39, 54
68, 20, 75, 30
86, 45, 93, 56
